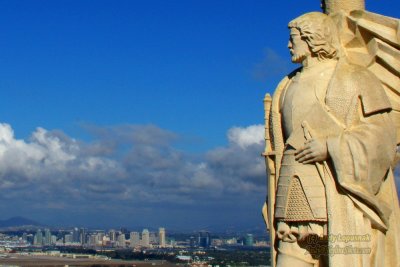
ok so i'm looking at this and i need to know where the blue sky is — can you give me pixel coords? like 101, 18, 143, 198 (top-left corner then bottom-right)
0, 1, 398, 230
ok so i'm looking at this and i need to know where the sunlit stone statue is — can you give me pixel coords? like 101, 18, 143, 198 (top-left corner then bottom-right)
263, 1, 400, 266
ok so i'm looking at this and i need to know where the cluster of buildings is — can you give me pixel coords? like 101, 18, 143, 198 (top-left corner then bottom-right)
224, 233, 255, 247
0, 228, 266, 251
27, 227, 167, 248
186, 232, 260, 248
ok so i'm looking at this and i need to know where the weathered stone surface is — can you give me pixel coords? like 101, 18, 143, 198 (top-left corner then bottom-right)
263, 2, 400, 266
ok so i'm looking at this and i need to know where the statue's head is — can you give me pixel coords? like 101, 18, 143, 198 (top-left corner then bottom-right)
288, 12, 341, 63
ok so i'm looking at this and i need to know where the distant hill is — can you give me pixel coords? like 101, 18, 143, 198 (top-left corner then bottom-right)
0, 216, 41, 228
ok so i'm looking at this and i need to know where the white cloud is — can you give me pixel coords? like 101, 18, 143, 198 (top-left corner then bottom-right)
0, 123, 124, 186
0, 122, 267, 228
227, 124, 264, 149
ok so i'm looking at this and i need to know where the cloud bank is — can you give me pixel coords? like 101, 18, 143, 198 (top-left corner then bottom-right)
0, 123, 267, 229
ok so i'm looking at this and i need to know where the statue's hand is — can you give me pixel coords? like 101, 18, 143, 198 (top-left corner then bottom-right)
295, 138, 328, 164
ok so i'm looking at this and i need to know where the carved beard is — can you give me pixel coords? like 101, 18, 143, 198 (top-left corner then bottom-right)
291, 52, 307, 63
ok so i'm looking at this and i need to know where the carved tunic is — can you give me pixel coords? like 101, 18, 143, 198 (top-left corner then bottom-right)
275, 62, 337, 222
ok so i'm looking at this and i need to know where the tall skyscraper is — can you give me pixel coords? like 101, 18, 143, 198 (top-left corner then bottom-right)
44, 229, 52, 246
149, 232, 157, 244
198, 231, 210, 248
141, 229, 150, 247
245, 234, 254, 246
72, 227, 80, 243
34, 229, 43, 246
96, 231, 105, 244
109, 229, 117, 242
79, 228, 87, 245
117, 233, 126, 247
158, 228, 166, 248
130, 232, 140, 248
51, 235, 57, 245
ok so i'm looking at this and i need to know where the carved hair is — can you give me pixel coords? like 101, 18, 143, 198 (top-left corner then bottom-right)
288, 12, 341, 60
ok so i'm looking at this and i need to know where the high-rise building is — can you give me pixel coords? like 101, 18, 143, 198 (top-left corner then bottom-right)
109, 229, 117, 242
102, 235, 110, 246
72, 227, 80, 243
141, 229, 150, 247
44, 229, 52, 246
64, 234, 73, 244
34, 229, 43, 246
198, 231, 210, 248
79, 228, 87, 245
88, 235, 97, 246
245, 234, 254, 246
51, 235, 57, 245
149, 232, 157, 244
117, 233, 126, 247
96, 232, 105, 245
130, 232, 140, 248
159, 228, 166, 247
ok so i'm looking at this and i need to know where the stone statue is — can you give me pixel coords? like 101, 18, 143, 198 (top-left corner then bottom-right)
262, 1, 400, 266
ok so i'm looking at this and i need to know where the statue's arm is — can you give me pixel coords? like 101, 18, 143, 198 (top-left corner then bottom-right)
327, 108, 396, 190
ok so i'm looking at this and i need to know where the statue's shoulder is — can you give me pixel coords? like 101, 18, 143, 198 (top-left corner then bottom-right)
287, 67, 302, 79
271, 68, 302, 113
335, 60, 375, 82
276, 67, 301, 89
333, 60, 392, 115
272, 67, 301, 102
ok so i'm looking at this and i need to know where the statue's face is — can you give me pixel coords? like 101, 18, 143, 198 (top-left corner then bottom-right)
288, 28, 310, 63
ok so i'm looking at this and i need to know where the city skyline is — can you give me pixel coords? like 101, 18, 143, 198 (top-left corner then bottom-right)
0, 225, 264, 249
0, 0, 398, 229
0, 225, 268, 266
